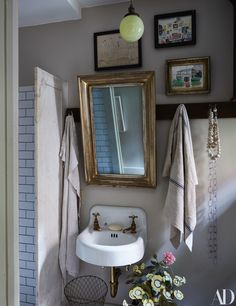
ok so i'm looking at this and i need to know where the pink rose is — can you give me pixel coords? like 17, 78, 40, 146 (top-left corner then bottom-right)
163, 251, 176, 265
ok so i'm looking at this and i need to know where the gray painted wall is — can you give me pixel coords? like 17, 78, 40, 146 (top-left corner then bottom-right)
19, 0, 233, 104
19, 0, 236, 305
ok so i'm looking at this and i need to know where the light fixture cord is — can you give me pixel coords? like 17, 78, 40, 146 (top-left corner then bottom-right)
128, 0, 135, 14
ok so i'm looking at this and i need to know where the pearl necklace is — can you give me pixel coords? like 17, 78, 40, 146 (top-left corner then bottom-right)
207, 106, 221, 160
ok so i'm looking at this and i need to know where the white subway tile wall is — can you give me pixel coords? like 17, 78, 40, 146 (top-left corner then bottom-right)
92, 89, 113, 173
19, 86, 36, 306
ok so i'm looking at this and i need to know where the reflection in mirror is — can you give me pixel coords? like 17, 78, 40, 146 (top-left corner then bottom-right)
92, 85, 144, 175
78, 71, 156, 187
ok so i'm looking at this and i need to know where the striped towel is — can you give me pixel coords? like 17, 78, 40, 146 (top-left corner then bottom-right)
59, 114, 81, 285
163, 104, 198, 251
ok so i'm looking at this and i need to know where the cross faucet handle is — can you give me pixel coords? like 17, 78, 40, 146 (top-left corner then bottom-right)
93, 212, 100, 218
129, 215, 138, 221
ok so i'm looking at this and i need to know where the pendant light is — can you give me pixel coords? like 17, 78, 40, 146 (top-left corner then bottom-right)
119, 0, 144, 42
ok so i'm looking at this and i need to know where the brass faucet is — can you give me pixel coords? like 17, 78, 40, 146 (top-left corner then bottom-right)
92, 213, 101, 231
123, 215, 138, 234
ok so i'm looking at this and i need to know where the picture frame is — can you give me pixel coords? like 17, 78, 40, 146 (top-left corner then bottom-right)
166, 56, 210, 95
154, 10, 196, 48
94, 30, 142, 71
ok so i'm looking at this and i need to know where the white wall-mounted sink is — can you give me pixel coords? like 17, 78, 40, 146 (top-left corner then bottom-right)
76, 205, 147, 267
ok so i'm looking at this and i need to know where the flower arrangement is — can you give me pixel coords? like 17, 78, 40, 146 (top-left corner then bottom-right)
123, 252, 186, 306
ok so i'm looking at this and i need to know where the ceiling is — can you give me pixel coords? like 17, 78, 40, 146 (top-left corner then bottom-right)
19, 0, 129, 27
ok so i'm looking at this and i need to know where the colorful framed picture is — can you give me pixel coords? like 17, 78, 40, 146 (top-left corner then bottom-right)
94, 30, 142, 71
154, 10, 196, 48
166, 56, 210, 95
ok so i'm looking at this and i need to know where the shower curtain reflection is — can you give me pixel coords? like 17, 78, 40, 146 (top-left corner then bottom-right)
92, 85, 144, 175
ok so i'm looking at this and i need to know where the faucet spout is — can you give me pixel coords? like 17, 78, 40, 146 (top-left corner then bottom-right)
122, 226, 132, 233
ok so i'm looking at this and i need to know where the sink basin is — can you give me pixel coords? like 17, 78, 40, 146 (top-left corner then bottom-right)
76, 205, 147, 267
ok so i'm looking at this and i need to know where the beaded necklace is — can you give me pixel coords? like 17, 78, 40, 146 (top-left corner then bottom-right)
207, 106, 221, 263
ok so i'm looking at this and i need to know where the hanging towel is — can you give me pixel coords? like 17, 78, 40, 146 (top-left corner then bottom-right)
59, 114, 80, 285
162, 104, 198, 251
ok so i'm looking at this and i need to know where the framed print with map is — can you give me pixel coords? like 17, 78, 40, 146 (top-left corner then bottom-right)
94, 30, 142, 71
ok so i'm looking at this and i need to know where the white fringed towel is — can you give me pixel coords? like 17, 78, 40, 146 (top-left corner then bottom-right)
163, 104, 198, 251
59, 114, 80, 284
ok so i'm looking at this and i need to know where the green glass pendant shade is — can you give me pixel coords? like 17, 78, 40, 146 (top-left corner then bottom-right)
119, 14, 144, 42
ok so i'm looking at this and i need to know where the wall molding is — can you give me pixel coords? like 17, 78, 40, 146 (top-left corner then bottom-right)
0, 0, 19, 305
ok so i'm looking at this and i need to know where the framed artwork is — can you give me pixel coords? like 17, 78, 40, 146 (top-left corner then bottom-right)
166, 56, 210, 95
154, 10, 196, 48
94, 30, 142, 71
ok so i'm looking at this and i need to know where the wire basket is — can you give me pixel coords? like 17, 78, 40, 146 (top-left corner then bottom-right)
64, 275, 108, 306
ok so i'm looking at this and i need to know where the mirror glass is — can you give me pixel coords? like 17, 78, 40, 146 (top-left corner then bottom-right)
92, 85, 144, 175
78, 71, 156, 187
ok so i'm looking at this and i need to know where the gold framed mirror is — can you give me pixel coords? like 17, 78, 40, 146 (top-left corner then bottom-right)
78, 71, 156, 187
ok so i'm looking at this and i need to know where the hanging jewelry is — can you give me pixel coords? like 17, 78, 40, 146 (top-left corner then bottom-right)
207, 106, 221, 161
207, 106, 221, 263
